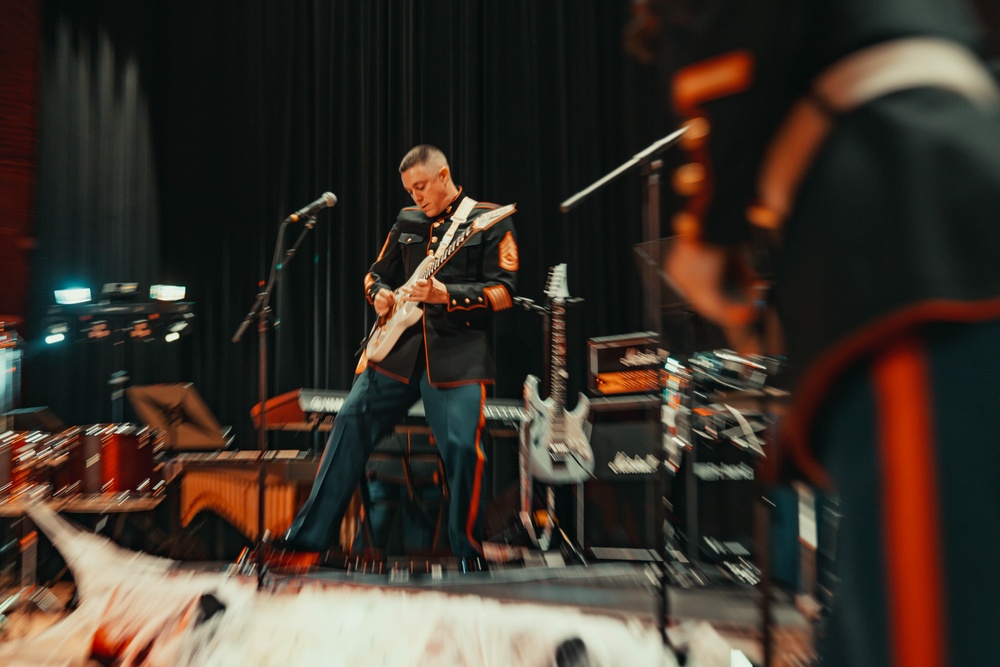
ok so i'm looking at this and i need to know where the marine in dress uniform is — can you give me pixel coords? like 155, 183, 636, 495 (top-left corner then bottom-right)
283, 145, 518, 562
628, 1, 1000, 665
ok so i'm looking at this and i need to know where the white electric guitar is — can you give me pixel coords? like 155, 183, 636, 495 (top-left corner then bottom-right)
524, 264, 594, 484
365, 203, 516, 363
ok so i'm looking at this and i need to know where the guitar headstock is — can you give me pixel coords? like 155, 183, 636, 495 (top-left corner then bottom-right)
544, 263, 570, 300
471, 203, 517, 231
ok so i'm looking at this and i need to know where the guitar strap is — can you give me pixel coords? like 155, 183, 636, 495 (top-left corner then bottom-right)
434, 196, 478, 260
754, 38, 999, 229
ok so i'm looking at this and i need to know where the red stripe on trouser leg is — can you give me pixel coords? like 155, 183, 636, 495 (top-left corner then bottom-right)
465, 384, 487, 553
873, 335, 946, 667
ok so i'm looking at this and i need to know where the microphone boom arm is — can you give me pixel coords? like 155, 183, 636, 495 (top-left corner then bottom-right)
559, 126, 688, 213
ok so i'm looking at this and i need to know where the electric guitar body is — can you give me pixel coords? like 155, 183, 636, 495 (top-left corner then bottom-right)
524, 264, 595, 484
365, 203, 516, 363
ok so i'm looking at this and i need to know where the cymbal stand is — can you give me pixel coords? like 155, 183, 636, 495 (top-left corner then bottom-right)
232, 215, 318, 589
0, 515, 64, 635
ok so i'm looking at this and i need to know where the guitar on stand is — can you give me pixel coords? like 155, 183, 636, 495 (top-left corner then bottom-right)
519, 264, 593, 557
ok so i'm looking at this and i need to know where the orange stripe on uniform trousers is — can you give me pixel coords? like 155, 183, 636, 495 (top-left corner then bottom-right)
465, 383, 487, 554
872, 335, 946, 667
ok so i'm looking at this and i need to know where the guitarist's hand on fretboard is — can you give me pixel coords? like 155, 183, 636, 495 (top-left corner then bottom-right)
364, 202, 515, 363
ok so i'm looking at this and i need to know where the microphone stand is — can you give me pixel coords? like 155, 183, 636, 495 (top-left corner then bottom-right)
559, 126, 688, 645
560, 125, 686, 332
232, 216, 318, 589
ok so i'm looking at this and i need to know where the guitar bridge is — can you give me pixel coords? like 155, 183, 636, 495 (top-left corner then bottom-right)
548, 443, 570, 462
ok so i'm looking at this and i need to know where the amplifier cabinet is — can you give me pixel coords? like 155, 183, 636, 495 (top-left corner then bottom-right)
672, 418, 759, 564
587, 332, 663, 396
581, 394, 664, 554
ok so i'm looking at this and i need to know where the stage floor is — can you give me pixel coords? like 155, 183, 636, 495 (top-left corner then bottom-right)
0, 554, 817, 666
232, 553, 816, 665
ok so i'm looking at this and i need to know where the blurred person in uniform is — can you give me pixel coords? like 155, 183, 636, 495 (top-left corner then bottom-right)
626, 0, 1000, 665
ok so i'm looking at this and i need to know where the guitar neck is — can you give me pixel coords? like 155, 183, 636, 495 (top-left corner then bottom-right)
419, 226, 474, 281
549, 300, 567, 418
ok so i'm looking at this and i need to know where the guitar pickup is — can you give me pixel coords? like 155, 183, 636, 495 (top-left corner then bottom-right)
548, 443, 570, 461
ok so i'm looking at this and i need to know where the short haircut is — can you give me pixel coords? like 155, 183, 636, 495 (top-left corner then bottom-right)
399, 144, 448, 173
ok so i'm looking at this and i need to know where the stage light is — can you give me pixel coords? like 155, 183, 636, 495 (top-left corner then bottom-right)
82, 320, 111, 340
43, 322, 70, 345
101, 282, 140, 301
54, 288, 91, 305
150, 284, 186, 302
164, 331, 181, 343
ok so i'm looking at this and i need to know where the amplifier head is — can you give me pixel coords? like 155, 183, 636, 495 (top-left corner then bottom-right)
587, 332, 664, 396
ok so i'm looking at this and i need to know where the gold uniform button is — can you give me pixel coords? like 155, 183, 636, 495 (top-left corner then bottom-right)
431, 236, 438, 243
433, 221, 442, 228
464, 298, 470, 304
451, 299, 457, 305
427, 250, 434, 256
477, 296, 483, 302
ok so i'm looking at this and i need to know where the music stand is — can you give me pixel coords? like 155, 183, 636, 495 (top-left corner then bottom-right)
126, 383, 228, 451
633, 237, 733, 357
2, 407, 67, 433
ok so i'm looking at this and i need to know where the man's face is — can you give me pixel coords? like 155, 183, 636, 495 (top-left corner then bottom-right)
401, 162, 451, 218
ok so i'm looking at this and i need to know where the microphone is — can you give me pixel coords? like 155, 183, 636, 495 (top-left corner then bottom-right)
284, 192, 337, 223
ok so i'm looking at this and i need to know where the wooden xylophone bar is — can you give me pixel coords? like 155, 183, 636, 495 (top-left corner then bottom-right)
165, 450, 320, 542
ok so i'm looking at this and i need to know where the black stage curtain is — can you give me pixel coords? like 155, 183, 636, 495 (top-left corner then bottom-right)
25, 0, 676, 449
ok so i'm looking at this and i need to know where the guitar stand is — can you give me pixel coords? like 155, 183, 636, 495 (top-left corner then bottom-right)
514, 292, 589, 565
515, 484, 587, 566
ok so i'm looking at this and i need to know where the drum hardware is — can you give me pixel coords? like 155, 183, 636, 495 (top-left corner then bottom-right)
662, 351, 785, 579
662, 348, 801, 667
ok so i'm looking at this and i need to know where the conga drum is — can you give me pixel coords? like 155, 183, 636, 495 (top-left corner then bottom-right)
39, 426, 84, 496
0, 430, 48, 498
79, 424, 156, 494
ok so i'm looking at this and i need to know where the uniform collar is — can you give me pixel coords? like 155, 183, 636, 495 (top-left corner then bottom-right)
438, 187, 464, 220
